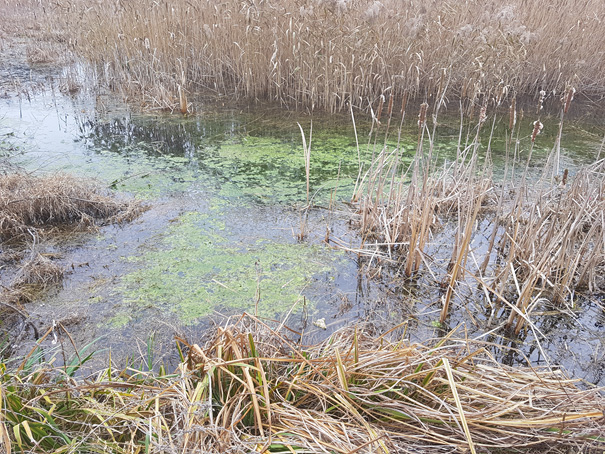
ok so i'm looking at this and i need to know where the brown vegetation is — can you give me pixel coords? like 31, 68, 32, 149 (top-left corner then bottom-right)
0, 172, 144, 356
20, 0, 605, 111
12, 253, 64, 288
0, 172, 142, 243
2, 315, 604, 453
348, 89, 605, 332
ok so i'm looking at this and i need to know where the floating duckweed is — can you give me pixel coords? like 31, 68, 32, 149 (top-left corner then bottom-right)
120, 211, 345, 322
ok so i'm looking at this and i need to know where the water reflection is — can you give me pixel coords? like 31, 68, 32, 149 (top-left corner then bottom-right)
1, 63, 604, 384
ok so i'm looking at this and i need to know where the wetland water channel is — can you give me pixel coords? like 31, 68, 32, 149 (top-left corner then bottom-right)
2, 53, 605, 384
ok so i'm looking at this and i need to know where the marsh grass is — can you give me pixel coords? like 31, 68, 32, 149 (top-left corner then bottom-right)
1, 314, 604, 454
15, 0, 604, 112
348, 90, 604, 333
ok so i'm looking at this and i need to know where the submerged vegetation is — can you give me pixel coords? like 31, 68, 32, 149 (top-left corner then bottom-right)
1, 316, 604, 453
119, 210, 346, 323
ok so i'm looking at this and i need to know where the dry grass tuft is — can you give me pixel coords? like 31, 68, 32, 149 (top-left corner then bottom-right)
0, 172, 144, 361
2, 315, 604, 453
0, 172, 143, 242
12, 253, 64, 288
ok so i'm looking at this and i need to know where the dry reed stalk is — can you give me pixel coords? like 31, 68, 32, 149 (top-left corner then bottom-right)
352, 99, 494, 284
297, 122, 313, 207
178, 71, 189, 114
28, 0, 605, 112
348, 94, 604, 334
545, 85, 575, 181
295, 122, 314, 240
440, 185, 487, 324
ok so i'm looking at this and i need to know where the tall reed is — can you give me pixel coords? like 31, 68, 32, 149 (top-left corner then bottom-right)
349, 90, 604, 334
31, 0, 605, 111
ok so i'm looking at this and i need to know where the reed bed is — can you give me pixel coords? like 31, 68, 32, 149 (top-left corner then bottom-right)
0, 172, 142, 243
348, 90, 604, 332
21, 0, 605, 111
1, 315, 604, 453
491, 157, 605, 333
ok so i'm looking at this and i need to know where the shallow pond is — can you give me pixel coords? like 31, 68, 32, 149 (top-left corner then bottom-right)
2, 42, 605, 384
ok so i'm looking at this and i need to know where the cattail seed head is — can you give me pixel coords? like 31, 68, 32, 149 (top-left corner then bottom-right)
401, 91, 408, 115
418, 102, 428, 129
531, 120, 543, 142
563, 87, 575, 114
479, 102, 487, 126
509, 98, 517, 130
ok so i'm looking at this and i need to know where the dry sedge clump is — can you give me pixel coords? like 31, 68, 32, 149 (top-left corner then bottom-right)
0, 173, 142, 346
12, 253, 64, 288
0, 172, 142, 242
2, 316, 604, 453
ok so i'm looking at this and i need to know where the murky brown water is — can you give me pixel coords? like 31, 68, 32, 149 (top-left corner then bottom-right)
1, 38, 604, 384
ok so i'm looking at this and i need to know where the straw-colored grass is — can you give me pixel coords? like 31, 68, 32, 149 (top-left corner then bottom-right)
0, 172, 142, 243
491, 157, 605, 333
11, 253, 63, 288
1, 315, 603, 453
15, 0, 605, 111
0, 172, 144, 353
346, 90, 604, 332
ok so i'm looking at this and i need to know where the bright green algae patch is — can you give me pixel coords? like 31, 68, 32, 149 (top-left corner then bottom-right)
119, 211, 345, 322
208, 134, 362, 203
16, 120, 365, 203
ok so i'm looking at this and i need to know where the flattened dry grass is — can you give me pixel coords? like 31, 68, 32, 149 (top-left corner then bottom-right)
0, 172, 142, 242
1, 315, 603, 453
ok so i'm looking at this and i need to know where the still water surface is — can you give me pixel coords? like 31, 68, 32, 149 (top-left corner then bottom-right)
2, 48, 604, 384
